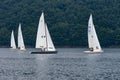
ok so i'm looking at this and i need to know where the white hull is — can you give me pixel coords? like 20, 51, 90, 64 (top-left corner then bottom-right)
11, 47, 16, 49
20, 48, 26, 51
84, 50, 103, 53
18, 47, 26, 51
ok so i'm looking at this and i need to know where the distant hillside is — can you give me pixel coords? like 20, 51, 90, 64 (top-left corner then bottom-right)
0, 0, 120, 47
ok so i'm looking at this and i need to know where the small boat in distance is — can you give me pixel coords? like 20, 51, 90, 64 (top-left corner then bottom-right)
84, 14, 103, 53
31, 12, 57, 54
10, 30, 16, 49
18, 23, 26, 50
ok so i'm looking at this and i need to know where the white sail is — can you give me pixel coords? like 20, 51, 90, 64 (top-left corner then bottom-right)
18, 23, 26, 50
10, 30, 16, 49
35, 12, 56, 52
87, 14, 103, 52
45, 23, 56, 51
36, 12, 46, 49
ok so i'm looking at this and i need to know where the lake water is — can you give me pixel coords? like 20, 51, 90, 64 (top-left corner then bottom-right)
0, 48, 120, 80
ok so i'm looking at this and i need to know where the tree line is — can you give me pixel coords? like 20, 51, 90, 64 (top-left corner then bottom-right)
0, 0, 120, 47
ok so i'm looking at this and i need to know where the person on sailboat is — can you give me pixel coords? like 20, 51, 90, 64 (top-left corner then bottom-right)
90, 47, 93, 51
42, 48, 46, 52
40, 46, 45, 52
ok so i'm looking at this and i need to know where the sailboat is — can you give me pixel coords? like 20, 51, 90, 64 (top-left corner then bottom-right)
84, 14, 103, 53
18, 23, 26, 50
31, 12, 57, 54
10, 30, 16, 49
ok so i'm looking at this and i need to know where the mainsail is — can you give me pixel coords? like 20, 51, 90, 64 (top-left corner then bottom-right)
11, 30, 16, 49
18, 23, 26, 50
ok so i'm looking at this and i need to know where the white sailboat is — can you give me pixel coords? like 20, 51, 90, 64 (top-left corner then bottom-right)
10, 30, 16, 49
31, 12, 57, 54
84, 14, 103, 53
18, 23, 26, 50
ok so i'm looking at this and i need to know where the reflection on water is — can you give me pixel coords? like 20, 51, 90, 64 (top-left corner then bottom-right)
0, 48, 120, 80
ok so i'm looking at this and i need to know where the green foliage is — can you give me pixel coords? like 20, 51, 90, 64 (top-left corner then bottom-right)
0, 27, 10, 46
0, 0, 120, 47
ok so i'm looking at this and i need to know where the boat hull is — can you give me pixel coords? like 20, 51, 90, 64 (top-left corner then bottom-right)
10, 47, 16, 49
84, 50, 103, 54
31, 51, 57, 54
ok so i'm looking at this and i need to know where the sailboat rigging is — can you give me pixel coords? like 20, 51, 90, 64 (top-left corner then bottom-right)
84, 14, 103, 53
31, 12, 57, 54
